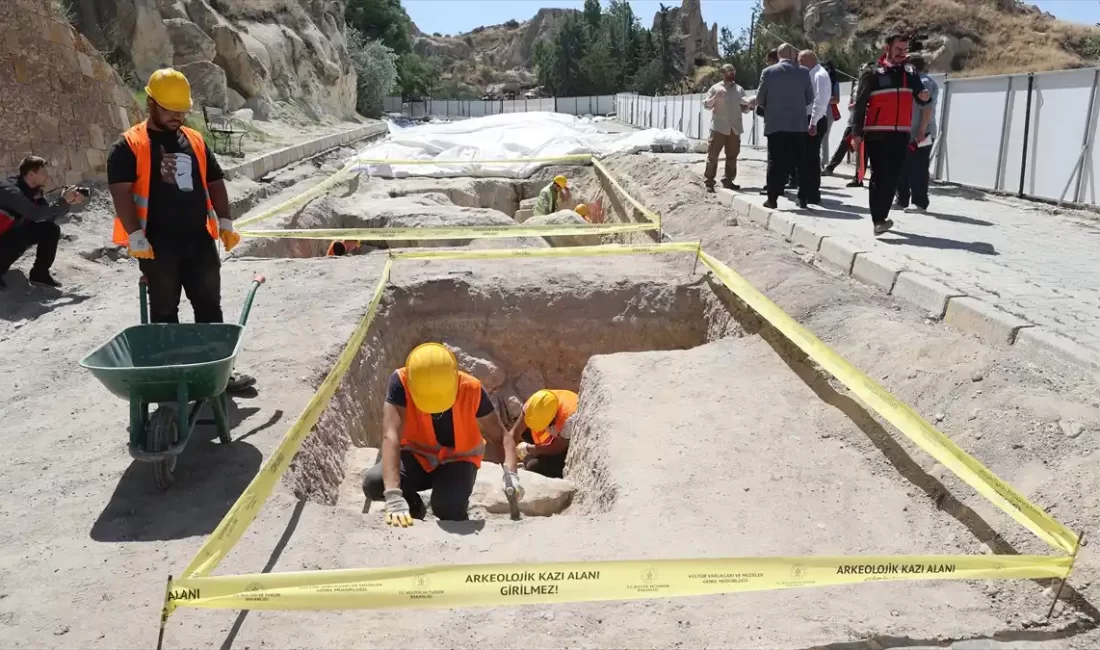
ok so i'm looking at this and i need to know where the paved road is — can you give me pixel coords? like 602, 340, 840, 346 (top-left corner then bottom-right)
663, 147, 1100, 359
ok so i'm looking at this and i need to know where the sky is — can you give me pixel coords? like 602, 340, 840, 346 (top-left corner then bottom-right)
403, 0, 1098, 39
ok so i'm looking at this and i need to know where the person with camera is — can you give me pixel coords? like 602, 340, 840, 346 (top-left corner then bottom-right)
0, 156, 87, 289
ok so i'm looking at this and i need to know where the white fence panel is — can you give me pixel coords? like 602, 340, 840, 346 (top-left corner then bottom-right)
598, 95, 615, 115
994, 75, 1032, 193
940, 76, 1011, 190
1024, 68, 1098, 201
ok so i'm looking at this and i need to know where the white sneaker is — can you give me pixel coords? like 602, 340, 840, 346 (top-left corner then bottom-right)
905, 205, 927, 213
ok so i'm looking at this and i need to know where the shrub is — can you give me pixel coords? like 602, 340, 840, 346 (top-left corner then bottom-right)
346, 27, 398, 117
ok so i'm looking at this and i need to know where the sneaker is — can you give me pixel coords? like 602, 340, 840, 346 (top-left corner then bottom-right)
763, 199, 778, 209
758, 189, 769, 195
846, 179, 864, 188
906, 205, 927, 213
722, 182, 741, 191
873, 219, 895, 236
823, 166, 835, 176
28, 270, 61, 288
227, 372, 257, 393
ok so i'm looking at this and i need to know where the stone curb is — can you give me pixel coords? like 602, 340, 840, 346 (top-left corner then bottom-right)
223, 122, 388, 181
721, 191, 1099, 374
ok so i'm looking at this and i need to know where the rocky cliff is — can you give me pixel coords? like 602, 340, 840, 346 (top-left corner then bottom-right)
763, 0, 1100, 75
64, 0, 358, 118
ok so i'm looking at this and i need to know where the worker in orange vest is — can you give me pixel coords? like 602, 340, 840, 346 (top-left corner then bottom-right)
106, 68, 253, 392
850, 33, 931, 236
326, 240, 361, 256
510, 389, 578, 479
362, 343, 521, 526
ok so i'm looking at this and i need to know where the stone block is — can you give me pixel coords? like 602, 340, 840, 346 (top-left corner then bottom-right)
791, 223, 823, 251
767, 213, 795, 240
747, 202, 772, 227
892, 272, 964, 318
1015, 328, 1100, 372
944, 297, 1032, 345
815, 237, 863, 275
851, 253, 903, 292
715, 187, 735, 207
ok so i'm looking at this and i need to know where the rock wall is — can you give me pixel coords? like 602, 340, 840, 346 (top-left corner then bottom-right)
0, 0, 144, 183
66, 0, 357, 119
651, 0, 719, 74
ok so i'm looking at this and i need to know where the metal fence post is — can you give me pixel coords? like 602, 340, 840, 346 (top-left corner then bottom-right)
934, 79, 952, 181
1073, 69, 1100, 203
1018, 73, 1034, 199
993, 77, 1014, 191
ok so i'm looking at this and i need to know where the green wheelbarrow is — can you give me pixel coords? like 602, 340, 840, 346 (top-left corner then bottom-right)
79, 275, 265, 490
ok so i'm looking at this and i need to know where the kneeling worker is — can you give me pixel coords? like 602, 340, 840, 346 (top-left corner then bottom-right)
533, 175, 570, 217
363, 343, 522, 526
511, 389, 578, 479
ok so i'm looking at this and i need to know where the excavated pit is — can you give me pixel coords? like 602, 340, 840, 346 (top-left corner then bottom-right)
284, 268, 733, 510
235, 164, 649, 258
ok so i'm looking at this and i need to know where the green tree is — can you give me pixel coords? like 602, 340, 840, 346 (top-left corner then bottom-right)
345, 27, 398, 117
397, 53, 441, 99
607, 0, 641, 88
346, 0, 412, 54
582, 0, 602, 34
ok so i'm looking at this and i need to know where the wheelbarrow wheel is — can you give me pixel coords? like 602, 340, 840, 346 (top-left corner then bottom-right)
147, 407, 179, 490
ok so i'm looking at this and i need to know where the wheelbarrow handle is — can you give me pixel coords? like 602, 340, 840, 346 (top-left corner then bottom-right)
237, 276, 267, 326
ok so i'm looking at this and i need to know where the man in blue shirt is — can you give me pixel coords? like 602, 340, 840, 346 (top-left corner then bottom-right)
896, 56, 938, 212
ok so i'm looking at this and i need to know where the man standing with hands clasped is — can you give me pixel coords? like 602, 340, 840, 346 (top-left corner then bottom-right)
799, 49, 832, 206
106, 67, 254, 391
702, 63, 750, 193
850, 33, 931, 235
755, 43, 814, 210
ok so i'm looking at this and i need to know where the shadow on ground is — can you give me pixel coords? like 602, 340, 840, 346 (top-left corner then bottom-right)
0, 271, 91, 322
89, 398, 284, 542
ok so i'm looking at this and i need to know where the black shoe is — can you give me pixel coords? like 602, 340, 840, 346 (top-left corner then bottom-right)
873, 219, 895, 236
798, 200, 809, 210
722, 182, 740, 191
28, 270, 61, 288
846, 179, 864, 188
227, 372, 256, 393
823, 166, 836, 176
409, 497, 428, 520
763, 199, 778, 209
758, 188, 769, 195
705, 185, 716, 194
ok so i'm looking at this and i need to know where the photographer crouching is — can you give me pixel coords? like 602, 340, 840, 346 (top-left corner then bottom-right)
0, 156, 87, 289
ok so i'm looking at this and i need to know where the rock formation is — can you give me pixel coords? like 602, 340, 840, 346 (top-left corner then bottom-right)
65, 0, 357, 118
651, 0, 719, 74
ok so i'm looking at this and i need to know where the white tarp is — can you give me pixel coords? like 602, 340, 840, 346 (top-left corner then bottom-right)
349, 112, 688, 178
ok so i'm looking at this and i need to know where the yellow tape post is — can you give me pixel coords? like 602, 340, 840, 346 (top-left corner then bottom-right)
350, 153, 593, 166
591, 158, 662, 226
167, 554, 1070, 612
234, 164, 356, 229
177, 258, 393, 586
697, 251, 1078, 555
239, 222, 658, 240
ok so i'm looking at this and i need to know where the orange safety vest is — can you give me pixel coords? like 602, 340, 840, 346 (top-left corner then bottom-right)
531, 389, 578, 446
398, 368, 486, 471
111, 122, 219, 246
863, 61, 915, 134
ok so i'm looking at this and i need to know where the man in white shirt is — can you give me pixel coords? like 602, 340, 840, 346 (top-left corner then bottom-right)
799, 50, 832, 205
702, 63, 751, 193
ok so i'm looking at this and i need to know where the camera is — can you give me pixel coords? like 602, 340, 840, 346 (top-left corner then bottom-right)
76, 187, 91, 197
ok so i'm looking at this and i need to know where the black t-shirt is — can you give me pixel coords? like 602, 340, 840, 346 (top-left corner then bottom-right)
106, 126, 224, 246
385, 370, 494, 448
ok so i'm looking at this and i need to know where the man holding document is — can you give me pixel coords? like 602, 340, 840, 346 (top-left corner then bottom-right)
896, 56, 938, 213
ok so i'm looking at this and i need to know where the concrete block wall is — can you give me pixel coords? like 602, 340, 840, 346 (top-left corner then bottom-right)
0, 0, 144, 184
223, 123, 389, 181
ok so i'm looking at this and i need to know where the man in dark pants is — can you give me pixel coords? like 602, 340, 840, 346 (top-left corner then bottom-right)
896, 56, 938, 212
107, 68, 253, 391
800, 49, 832, 205
362, 343, 520, 525
0, 156, 85, 289
755, 43, 814, 209
850, 34, 930, 235
757, 48, 780, 196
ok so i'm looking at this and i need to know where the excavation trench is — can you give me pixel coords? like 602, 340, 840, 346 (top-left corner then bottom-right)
283, 271, 733, 514
235, 164, 653, 258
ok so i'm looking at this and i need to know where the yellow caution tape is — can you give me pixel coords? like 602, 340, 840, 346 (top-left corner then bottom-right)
592, 158, 662, 226
697, 251, 1079, 555
234, 164, 356, 229
177, 258, 393, 585
167, 554, 1070, 612
351, 154, 593, 166
238, 222, 658, 240
388, 242, 698, 261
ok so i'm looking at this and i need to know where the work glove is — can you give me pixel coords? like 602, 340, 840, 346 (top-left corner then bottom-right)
504, 471, 525, 501
127, 230, 155, 260
218, 218, 240, 252
516, 442, 534, 462
383, 489, 414, 527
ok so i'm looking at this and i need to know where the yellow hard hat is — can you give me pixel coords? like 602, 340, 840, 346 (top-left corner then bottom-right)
405, 343, 458, 414
145, 68, 193, 112
553, 175, 568, 189
574, 203, 588, 217
524, 390, 560, 433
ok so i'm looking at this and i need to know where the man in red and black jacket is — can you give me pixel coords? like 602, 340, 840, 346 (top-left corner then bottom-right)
851, 33, 931, 235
